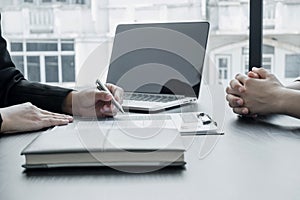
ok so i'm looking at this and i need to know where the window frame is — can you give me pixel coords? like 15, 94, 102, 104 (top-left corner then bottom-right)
216, 54, 231, 81
8, 39, 76, 84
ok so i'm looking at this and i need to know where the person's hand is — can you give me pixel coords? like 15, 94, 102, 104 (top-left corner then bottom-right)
226, 73, 249, 115
0, 102, 73, 134
226, 67, 261, 115
62, 83, 124, 117
227, 68, 284, 115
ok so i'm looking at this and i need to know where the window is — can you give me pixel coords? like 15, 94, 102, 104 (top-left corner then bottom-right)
68, 0, 86, 5
242, 45, 274, 73
10, 39, 76, 84
216, 55, 231, 80
27, 42, 58, 52
61, 40, 74, 51
11, 56, 24, 74
262, 56, 272, 71
74, 0, 85, 4
242, 47, 249, 74
219, 59, 228, 79
285, 54, 300, 78
11, 42, 23, 52
62, 56, 75, 82
45, 56, 59, 82
263, 1, 275, 29
27, 56, 41, 82
24, 0, 87, 5
42, 0, 52, 3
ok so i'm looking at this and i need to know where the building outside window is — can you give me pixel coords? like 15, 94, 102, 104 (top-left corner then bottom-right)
42, 0, 52, 3
22, 0, 88, 5
285, 54, 300, 78
242, 47, 249, 74
23, 0, 34, 3
242, 45, 274, 74
263, 0, 275, 29
3, 0, 300, 85
262, 55, 273, 72
216, 55, 231, 81
9, 39, 75, 84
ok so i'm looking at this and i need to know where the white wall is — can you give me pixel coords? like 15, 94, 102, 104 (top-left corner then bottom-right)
218, 4, 248, 32
2, 11, 23, 35
277, 3, 300, 32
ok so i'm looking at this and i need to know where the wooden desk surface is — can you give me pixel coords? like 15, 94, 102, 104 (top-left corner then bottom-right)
1, 85, 300, 200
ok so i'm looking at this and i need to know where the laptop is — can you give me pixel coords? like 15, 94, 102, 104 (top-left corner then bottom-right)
106, 22, 210, 112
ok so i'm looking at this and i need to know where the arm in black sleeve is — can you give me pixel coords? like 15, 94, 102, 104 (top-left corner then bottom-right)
6, 80, 73, 113
0, 14, 72, 113
0, 113, 3, 132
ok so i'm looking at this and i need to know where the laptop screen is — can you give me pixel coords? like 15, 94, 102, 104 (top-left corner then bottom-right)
107, 22, 209, 98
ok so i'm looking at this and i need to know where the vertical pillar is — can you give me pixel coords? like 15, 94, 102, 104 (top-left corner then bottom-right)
249, 0, 263, 70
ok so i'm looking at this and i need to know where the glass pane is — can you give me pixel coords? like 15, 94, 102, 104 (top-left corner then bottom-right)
27, 42, 58, 51
11, 42, 23, 52
62, 56, 75, 82
206, 1, 249, 84
219, 58, 228, 68
263, 57, 271, 63
263, 45, 274, 54
263, 64, 271, 70
73, 0, 85, 4
263, 1, 300, 82
263, 1, 275, 29
243, 56, 249, 74
242, 47, 249, 55
45, 56, 59, 82
27, 56, 40, 82
285, 54, 300, 78
61, 43, 74, 51
11, 56, 24, 74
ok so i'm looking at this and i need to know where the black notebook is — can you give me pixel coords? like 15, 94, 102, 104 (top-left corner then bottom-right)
21, 127, 186, 169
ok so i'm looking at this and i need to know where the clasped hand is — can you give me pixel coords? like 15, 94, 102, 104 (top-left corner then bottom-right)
226, 67, 284, 116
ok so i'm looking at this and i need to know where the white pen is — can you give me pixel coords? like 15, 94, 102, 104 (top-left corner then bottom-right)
95, 79, 125, 114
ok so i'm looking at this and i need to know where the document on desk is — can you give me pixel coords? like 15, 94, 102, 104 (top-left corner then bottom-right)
75, 112, 219, 135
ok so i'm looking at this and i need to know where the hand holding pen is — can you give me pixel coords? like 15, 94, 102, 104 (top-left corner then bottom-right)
96, 79, 125, 114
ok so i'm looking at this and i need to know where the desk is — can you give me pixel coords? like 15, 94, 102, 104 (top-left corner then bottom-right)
1, 85, 300, 200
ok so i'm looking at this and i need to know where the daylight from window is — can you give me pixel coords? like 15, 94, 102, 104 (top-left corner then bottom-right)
1, 0, 300, 87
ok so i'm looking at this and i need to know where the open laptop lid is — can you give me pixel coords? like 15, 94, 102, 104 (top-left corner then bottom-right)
107, 22, 210, 98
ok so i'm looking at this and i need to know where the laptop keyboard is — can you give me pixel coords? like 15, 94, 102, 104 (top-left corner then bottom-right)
124, 93, 184, 103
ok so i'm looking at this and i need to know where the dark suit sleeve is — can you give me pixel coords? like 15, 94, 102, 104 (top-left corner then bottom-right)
0, 14, 72, 113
